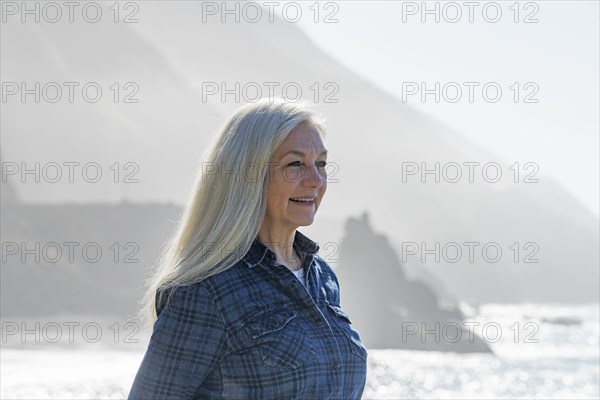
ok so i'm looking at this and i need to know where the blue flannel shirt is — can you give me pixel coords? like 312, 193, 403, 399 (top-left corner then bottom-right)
128, 230, 368, 399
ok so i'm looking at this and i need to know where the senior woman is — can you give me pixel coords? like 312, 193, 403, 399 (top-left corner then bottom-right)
128, 99, 367, 399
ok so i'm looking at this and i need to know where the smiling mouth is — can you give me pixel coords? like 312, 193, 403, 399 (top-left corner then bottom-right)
289, 198, 315, 205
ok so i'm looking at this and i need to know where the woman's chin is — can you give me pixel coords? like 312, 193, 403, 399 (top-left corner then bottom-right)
290, 215, 316, 227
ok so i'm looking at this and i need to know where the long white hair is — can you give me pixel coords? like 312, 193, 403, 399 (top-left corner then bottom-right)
139, 98, 327, 328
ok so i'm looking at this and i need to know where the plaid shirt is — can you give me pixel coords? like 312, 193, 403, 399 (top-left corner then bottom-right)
128, 230, 368, 399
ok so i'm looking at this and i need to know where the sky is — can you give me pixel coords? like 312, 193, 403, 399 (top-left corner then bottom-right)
291, 0, 599, 217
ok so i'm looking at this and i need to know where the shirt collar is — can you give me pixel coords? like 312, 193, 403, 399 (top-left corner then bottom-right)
243, 230, 320, 269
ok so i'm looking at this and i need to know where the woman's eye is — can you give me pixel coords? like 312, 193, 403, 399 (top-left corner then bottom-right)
286, 161, 327, 168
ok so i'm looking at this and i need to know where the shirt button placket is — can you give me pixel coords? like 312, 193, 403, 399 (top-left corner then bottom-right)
332, 361, 341, 370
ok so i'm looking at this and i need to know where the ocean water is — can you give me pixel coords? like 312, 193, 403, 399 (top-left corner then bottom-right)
1, 303, 598, 399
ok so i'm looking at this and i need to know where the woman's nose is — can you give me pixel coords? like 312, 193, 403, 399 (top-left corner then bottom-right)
303, 164, 325, 187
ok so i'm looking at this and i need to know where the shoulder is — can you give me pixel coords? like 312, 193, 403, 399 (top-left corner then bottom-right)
314, 254, 339, 281
156, 280, 222, 323
158, 260, 255, 317
197, 260, 249, 299
313, 254, 341, 305
153, 282, 229, 347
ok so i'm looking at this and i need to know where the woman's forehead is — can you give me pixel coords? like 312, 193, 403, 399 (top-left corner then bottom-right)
277, 125, 327, 155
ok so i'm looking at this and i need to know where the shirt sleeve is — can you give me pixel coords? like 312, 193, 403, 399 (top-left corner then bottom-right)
128, 282, 227, 399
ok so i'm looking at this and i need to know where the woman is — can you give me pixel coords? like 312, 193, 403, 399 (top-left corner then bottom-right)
128, 98, 368, 399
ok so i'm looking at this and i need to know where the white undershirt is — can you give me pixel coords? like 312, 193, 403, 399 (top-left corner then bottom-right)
291, 267, 306, 287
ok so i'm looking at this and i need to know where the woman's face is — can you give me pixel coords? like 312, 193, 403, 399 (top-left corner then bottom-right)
263, 121, 328, 234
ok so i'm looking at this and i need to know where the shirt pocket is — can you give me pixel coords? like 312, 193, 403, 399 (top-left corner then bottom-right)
325, 301, 368, 362
240, 307, 318, 369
